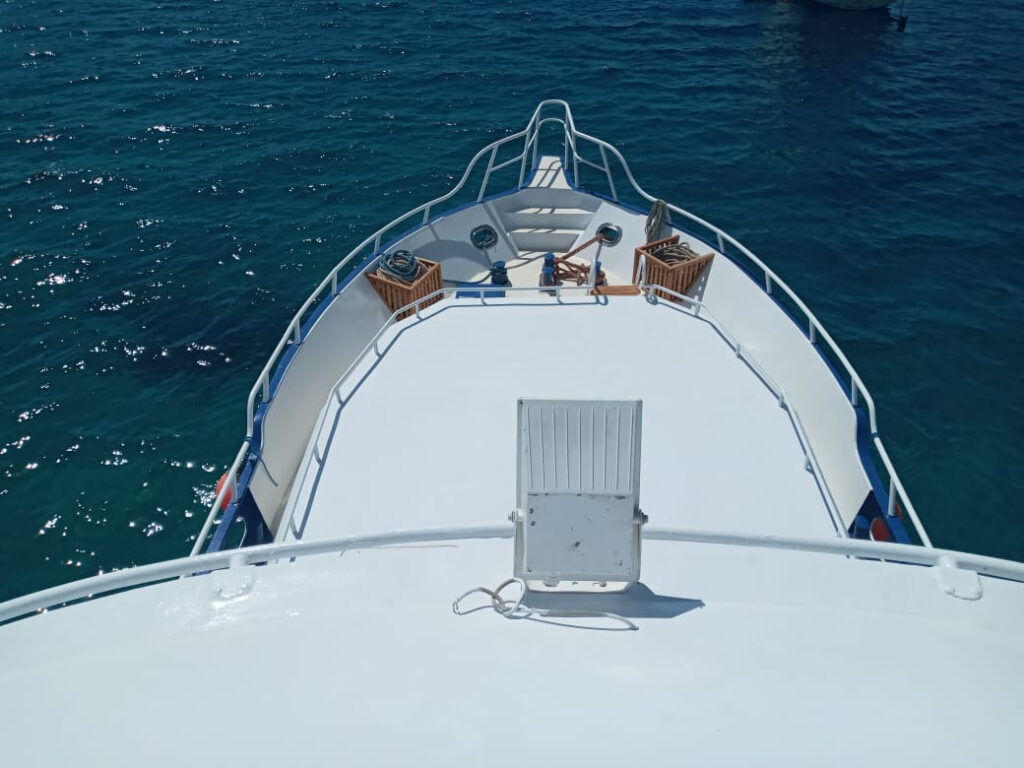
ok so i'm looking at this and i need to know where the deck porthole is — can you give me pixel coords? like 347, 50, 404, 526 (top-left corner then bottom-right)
597, 223, 622, 246
470, 225, 498, 249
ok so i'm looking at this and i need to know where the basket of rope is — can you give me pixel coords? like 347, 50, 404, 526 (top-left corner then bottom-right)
632, 235, 714, 303
366, 250, 443, 320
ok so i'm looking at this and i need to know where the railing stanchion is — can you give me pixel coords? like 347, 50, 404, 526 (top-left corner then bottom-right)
478, 146, 498, 201
571, 134, 579, 187
599, 144, 617, 201
887, 477, 897, 518
198, 100, 935, 563
518, 130, 530, 188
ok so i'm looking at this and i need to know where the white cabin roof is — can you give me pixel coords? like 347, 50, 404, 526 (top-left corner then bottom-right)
279, 292, 843, 544
1, 534, 1022, 766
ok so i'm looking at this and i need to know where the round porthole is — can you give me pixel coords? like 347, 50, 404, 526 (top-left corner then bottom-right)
597, 223, 622, 246
470, 224, 498, 249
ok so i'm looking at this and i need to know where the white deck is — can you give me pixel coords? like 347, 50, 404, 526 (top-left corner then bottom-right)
2, 536, 1022, 766
279, 293, 842, 543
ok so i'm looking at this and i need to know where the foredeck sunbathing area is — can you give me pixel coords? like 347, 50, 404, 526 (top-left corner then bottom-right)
280, 291, 843, 543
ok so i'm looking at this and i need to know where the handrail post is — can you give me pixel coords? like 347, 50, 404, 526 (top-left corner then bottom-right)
599, 144, 617, 201
562, 127, 568, 175
221, 101, 932, 567
887, 477, 896, 518
518, 130, 531, 188
571, 131, 579, 187
478, 145, 498, 202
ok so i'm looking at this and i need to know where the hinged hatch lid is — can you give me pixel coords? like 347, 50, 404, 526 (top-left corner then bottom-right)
514, 399, 643, 591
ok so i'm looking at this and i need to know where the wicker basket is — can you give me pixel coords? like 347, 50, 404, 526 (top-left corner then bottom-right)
632, 235, 714, 302
366, 258, 443, 320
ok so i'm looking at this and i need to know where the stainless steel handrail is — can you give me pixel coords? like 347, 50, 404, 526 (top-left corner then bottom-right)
191, 101, 567, 555
532, 101, 928, 547
192, 100, 930, 555
8, 523, 1021, 626
272, 279, 848, 542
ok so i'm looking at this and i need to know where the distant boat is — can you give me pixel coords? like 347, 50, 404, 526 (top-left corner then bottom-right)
810, 0, 894, 8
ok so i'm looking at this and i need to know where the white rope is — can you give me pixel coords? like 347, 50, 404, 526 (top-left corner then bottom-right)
452, 578, 639, 631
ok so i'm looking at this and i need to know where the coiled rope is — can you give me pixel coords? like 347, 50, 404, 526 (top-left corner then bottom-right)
645, 199, 672, 243
651, 241, 699, 265
377, 249, 421, 283
452, 577, 639, 631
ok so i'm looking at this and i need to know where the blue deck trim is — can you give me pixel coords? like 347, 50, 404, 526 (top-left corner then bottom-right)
844, 402, 910, 544
206, 449, 271, 552
261, 185, 526, 408
575, 184, 896, 525
210, 167, 899, 552
610, 185, 893, 534
206, 185, 531, 553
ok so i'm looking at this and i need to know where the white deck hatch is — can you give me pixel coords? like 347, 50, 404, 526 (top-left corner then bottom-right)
514, 399, 643, 590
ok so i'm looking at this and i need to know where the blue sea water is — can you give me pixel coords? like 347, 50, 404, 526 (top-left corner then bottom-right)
1, 0, 1022, 601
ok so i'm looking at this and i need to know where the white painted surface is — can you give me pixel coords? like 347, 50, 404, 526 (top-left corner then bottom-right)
1, 537, 1021, 767
249, 275, 390, 528
699, 247, 870, 525
247, 189, 876, 538
516, 399, 643, 587
280, 294, 840, 543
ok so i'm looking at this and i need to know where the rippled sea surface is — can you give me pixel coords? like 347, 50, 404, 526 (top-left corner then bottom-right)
1, 0, 1022, 600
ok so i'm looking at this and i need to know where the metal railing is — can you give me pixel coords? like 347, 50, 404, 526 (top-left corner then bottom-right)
281, 279, 850, 543
280, 273, 928, 550
191, 104, 556, 555
192, 100, 930, 555
635, 277, 847, 537
524, 101, 930, 546
7, 523, 1022, 626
